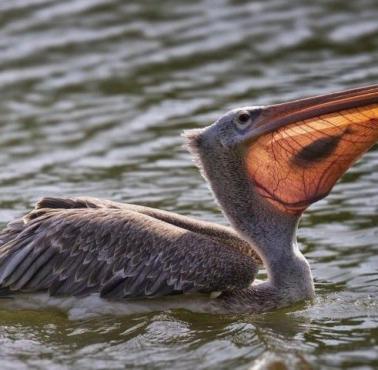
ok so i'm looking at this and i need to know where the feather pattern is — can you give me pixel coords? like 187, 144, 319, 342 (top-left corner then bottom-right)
0, 197, 259, 299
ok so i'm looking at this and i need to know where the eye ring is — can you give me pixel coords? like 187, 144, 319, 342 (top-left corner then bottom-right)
234, 110, 252, 130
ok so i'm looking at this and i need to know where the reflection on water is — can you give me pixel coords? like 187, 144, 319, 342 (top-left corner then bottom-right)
0, 0, 377, 369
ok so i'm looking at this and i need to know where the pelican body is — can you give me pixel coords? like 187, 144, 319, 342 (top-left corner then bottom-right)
0, 85, 377, 315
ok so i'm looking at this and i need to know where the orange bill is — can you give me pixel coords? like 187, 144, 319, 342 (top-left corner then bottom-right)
244, 86, 378, 214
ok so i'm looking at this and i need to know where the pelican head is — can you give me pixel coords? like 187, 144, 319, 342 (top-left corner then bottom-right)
184, 85, 378, 302
185, 87, 378, 217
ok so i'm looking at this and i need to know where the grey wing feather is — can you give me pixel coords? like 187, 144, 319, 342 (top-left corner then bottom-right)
32, 196, 262, 264
0, 200, 258, 300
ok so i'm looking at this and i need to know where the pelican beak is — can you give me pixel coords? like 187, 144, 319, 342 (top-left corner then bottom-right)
240, 85, 378, 213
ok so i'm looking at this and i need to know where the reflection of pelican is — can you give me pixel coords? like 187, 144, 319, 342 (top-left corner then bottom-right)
0, 86, 377, 314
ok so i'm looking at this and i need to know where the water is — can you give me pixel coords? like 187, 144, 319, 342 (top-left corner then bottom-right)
0, 0, 377, 369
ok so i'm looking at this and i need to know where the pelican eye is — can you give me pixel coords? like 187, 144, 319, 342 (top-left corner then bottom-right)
234, 110, 252, 130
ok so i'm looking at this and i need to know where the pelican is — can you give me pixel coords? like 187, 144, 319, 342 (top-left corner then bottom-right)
0, 85, 377, 315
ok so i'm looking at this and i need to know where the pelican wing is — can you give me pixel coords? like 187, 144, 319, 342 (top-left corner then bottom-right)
0, 201, 257, 299
27, 196, 260, 263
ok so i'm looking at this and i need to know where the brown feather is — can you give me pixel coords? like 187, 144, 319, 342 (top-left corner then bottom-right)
0, 202, 258, 299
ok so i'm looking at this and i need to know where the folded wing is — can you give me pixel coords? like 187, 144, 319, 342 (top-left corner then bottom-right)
0, 204, 258, 299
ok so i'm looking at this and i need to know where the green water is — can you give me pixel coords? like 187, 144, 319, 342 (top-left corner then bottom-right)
0, 0, 377, 369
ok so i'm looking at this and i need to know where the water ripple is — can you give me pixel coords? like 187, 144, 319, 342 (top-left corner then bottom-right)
0, 0, 377, 369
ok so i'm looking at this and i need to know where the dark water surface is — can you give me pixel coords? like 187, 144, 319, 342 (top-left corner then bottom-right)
0, 1, 378, 369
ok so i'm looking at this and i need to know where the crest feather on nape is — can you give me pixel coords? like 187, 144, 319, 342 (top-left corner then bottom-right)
182, 129, 204, 169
